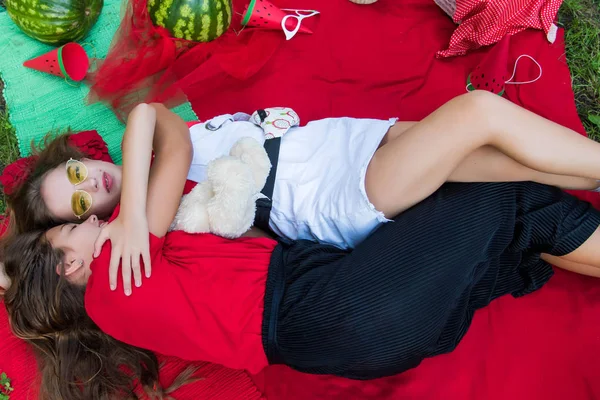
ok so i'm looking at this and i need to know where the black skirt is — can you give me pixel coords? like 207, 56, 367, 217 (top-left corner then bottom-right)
261, 182, 600, 380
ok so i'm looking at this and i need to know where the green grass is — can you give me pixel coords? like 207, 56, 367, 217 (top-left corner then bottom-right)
0, 1, 599, 214
559, 0, 600, 140
0, 79, 18, 214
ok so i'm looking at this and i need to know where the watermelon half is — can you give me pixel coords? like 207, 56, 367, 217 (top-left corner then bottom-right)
148, 0, 233, 42
6, 0, 103, 45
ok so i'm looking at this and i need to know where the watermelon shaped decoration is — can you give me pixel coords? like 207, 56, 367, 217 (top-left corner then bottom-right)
148, 0, 233, 42
466, 36, 510, 96
5, 0, 103, 45
241, 0, 313, 35
23, 42, 90, 81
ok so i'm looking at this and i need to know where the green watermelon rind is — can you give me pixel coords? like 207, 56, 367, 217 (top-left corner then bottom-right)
241, 0, 256, 25
467, 74, 505, 96
5, 0, 103, 45
148, 0, 233, 43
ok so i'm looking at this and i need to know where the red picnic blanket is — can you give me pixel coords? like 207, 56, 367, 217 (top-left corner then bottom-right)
179, 0, 600, 399
2, 0, 600, 399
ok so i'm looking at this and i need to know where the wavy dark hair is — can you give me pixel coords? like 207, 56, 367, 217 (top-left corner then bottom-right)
5, 132, 85, 236
3, 231, 196, 399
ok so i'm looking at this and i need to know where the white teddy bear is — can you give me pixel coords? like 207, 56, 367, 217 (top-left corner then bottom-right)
172, 137, 272, 239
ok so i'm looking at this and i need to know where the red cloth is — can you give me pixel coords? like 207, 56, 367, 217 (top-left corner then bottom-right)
170, 1, 600, 399
0, 301, 39, 400
86, 205, 277, 373
3, 1, 600, 399
436, 0, 562, 57
87, 0, 284, 119
0, 299, 265, 399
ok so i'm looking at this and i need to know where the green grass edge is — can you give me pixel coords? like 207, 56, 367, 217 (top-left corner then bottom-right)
559, 0, 600, 140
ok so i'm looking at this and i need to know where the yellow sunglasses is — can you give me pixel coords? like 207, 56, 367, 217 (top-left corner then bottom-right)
66, 159, 93, 219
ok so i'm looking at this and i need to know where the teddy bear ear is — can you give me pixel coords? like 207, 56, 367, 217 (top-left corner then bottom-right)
228, 137, 272, 190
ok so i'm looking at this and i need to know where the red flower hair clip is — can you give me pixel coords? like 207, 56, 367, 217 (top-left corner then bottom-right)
0, 156, 38, 196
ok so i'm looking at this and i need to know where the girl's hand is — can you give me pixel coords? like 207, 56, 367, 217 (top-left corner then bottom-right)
93, 213, 151, 296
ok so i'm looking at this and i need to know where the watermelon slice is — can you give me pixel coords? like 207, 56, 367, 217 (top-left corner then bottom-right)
23, 43, 89, 81
466, 36, 510, 96
241, 0, 312, 34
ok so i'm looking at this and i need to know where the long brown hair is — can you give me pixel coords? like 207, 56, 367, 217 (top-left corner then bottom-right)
6, 132, 85, 235
3, 231, 195, 399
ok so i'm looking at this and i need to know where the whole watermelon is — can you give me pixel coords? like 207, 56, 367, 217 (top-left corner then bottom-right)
148, 0, 232, 43
6, 0, 103, 45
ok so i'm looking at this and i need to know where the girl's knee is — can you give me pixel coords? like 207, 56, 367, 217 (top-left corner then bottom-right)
438, 92, 498, 141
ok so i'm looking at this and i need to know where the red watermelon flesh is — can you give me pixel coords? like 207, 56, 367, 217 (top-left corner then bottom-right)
468, 65, 506, 95
467, 35, 510, 95
23, 54, 63, 78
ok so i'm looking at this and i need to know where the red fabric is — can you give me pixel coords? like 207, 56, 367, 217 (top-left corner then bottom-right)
86, 0, 195, 120
69, 130, 114, 163
0, 301, 265, 400
86, 205, 277, 373
0, 300, 39, 400
4, 1, 600, 399
86, 0, 284, 119
0, 156, 37, 196
437, 0, 562, 57
166, 1, 599, 399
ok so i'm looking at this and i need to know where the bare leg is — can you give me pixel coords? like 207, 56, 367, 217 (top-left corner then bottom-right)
366, 91, 600, 217
551, 227, 600, 268
383, 122, 597, 190
449, 146, 597, 190
542, 253, 600, 278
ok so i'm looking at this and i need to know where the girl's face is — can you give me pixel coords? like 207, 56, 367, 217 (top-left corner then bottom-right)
41, 159, 122, 222
46, 215, 106, 286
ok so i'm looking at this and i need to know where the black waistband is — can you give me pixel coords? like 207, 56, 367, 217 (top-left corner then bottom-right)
261, 242, 288, 365
253, 137, 281, 234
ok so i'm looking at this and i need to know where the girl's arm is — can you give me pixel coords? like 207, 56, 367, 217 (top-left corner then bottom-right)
119, 104, 156, 221
118, 102, 192, 220
145, 103, 192, 237
94, 104, 157, 294
94, 103, 191, 295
